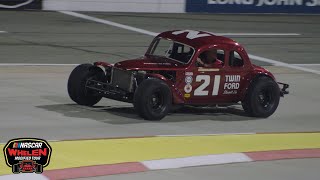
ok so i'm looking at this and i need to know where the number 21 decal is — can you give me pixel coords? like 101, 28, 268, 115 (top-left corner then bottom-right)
194, 75, 221, 96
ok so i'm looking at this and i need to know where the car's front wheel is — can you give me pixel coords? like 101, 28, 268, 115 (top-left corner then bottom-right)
67, 64, 104, 106
133, 78, 172, 120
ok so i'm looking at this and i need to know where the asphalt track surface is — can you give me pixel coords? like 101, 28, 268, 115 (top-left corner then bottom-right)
0, 11, 320, 179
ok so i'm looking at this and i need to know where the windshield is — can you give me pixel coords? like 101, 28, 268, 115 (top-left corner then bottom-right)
148, 38, 195, 64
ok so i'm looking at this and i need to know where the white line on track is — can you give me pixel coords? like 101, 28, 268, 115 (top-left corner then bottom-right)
60, 11, 158, 36
292, 64, 320, 66
25, 11, 315, 75
0, 63, 78, 66
59, 11, 300, 37
0, 31, 7, 33
248, 55, 320, 75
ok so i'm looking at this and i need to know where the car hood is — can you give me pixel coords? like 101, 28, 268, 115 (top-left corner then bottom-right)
113, 56, 186, 70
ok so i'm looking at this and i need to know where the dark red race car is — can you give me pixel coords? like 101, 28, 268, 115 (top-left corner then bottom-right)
68, 30, 289, 120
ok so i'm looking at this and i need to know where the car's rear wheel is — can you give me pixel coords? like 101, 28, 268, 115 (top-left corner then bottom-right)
133, 78, 172, 120
242, 76, 280, 118
67, 64, 104, 106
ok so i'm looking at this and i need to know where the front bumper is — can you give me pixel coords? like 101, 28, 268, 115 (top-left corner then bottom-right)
85, 79, 133, 103
278, 82, 289, 97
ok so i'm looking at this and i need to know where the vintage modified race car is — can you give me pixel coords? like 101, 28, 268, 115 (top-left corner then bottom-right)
68, 30, 289, 120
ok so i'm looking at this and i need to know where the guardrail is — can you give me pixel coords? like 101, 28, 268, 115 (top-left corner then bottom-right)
43, 0, 185, 13
1, 0, 319, 13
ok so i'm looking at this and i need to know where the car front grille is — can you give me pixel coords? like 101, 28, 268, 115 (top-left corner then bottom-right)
111, 68, 135, 92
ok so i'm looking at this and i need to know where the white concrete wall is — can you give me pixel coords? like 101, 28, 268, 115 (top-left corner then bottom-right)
43, 0, 185, 13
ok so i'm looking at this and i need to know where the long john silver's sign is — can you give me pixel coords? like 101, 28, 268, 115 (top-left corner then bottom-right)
208, 0, 320, 6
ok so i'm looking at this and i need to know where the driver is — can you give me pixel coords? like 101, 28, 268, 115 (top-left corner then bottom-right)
197, 49, 223, 68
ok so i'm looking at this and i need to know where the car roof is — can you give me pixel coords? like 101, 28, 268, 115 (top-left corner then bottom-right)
156, 30, 238, 49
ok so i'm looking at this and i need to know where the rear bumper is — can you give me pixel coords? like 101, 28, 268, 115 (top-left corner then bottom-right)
278, 82, 289, 97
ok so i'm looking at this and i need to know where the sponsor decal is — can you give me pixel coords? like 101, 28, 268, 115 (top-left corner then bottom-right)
223, 75, 240, 95
223, 90, 238, 94
184, 84, 193, 93
184, 72, 194, 95
185, 76, 193, 84
172, 30, 213, 40
198, 68, 220, 72
143, 62, 171, 65
3, 138, 52, 174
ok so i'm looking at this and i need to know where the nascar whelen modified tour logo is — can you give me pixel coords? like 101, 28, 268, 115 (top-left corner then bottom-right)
3, 138, 52, 174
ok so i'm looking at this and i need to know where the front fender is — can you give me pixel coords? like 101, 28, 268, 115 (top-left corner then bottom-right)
94, 61, 113, 68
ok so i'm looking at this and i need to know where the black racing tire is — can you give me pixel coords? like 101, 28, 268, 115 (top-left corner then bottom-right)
242, 76, 280, 118
35, 164, 43, 174
12, 164, 20, 174
133, 78, 172, 121
67, 64, 103, 106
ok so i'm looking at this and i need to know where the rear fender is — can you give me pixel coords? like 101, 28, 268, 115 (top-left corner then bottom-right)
145, 73, 185, 104
241, 73, 275, 100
